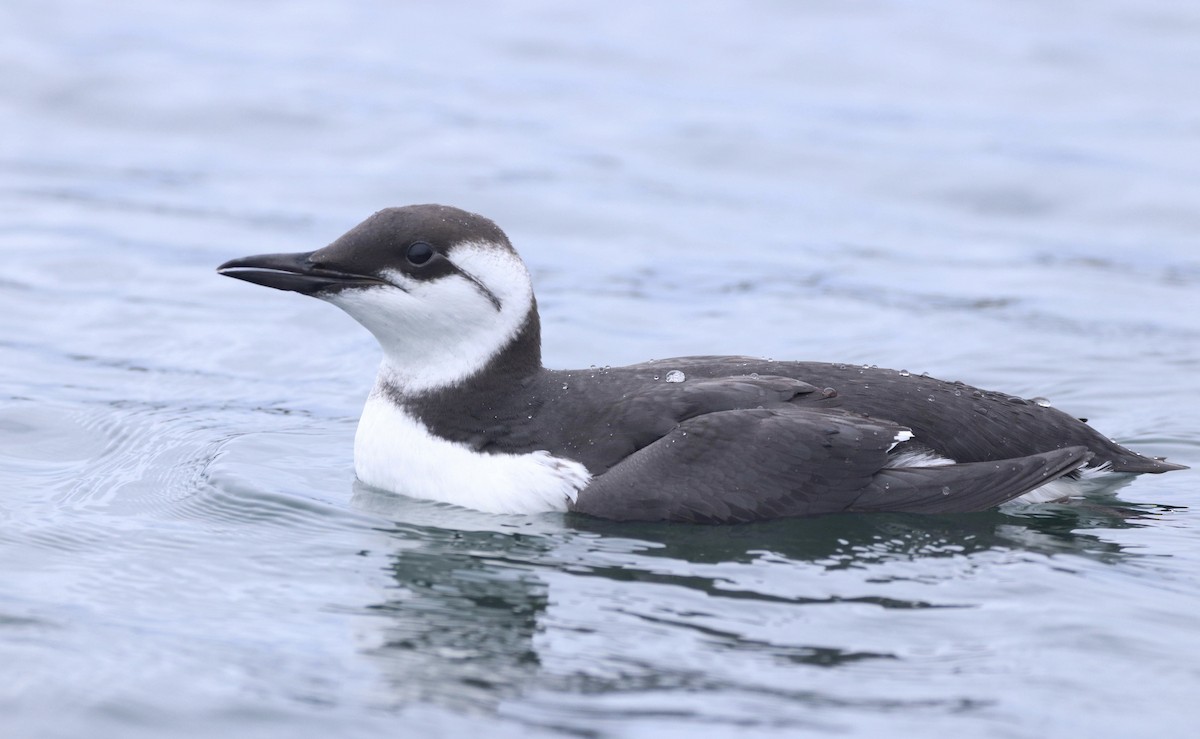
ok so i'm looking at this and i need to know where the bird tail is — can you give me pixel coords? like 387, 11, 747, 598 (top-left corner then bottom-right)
851, 446, 1093, 514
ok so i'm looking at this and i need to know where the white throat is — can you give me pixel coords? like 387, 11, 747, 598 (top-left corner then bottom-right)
324, 240, 535, 395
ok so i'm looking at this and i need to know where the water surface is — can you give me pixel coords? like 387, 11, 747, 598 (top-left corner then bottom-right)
2, 1, 1199, 737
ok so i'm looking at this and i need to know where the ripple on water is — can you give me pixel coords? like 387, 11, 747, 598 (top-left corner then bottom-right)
1, 396, 378, 580
0, 401, 112, 487
198, 427, 384, 532
19, 399, 367, 530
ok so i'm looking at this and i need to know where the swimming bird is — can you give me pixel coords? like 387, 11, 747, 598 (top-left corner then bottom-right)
217, 204, 1185, 523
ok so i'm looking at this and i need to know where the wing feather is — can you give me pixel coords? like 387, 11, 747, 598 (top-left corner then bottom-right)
572, 407, 1090, 523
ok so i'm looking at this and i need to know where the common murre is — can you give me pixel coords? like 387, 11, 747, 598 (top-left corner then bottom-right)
217, 204, 1186, 523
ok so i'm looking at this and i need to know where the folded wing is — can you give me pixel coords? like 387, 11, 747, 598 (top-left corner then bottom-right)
572, 407, 1091, 523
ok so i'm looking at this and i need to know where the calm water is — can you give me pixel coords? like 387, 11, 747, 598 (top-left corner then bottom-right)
3, 1, 1199, 737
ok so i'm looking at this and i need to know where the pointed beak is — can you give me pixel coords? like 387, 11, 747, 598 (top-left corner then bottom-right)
217, 251, 388, 295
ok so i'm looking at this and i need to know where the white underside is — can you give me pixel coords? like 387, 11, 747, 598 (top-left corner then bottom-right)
354, 390, 591, 514
887, 446, 1128, 504
1006, 462, 1133, 504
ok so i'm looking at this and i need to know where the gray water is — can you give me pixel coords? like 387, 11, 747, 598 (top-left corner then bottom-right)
3, 1, 1200, 737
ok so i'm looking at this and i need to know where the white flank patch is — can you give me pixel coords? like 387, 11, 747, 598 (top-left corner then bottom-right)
886, 429, 914, 453
354, 393, 591, 514
324, 240, 535, 395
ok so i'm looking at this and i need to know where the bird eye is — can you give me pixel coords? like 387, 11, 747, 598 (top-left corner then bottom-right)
406, 241, 434, 266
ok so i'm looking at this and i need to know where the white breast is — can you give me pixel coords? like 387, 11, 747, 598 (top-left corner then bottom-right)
353, 389, 592, 514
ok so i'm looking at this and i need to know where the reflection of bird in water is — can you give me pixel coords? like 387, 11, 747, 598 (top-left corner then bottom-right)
353, 489, 1156, 711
